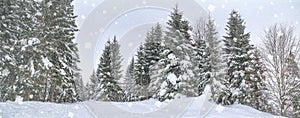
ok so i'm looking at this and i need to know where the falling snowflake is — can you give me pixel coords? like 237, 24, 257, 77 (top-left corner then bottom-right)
277, 31, 283, 37
258, 6, 263, 10
270, 1, 275, 6
207, 4, 216, 12
142, 1, 147, 5
103, 10, 107, 14
216, 105, 225, 113
114, 21, 118, 25
83, 1, 87, 4
221, 4, 226, 9
81, 15, 86, 20
273, 14, 278, 18
233, 38, 237, 42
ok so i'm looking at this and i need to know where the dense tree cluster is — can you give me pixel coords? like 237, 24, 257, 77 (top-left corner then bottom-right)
0, 0, 80, 103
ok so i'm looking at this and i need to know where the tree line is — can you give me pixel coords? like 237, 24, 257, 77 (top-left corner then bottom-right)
85, 5, 300, 117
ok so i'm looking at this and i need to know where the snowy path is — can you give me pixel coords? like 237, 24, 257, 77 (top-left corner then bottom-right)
84, 95, 215, 118
85, 98, 197, 118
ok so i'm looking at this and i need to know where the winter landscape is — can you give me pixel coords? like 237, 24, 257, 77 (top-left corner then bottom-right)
0, 0, 300, 117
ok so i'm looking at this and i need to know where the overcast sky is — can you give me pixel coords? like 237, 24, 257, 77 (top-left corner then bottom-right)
73, 0, 300, 83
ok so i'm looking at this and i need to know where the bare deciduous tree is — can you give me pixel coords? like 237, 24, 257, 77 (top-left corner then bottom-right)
261, 23, 300, 116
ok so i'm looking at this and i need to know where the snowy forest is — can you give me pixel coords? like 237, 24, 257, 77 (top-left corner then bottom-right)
1, 0, 300, 117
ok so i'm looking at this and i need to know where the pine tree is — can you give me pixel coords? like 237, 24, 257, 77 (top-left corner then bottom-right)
201, 15, 224, 102
87, 70, 97, 100
0, 0, 38, 101
133, 44, 151, 100
74, 74, 84, 101
242, 48, 268, 111
217, 10, 251, 105
110, 36, 123, 81
94, 40, 123, 101
123, 58, 136, 101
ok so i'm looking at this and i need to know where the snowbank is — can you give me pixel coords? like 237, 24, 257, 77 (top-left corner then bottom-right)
0, 90, 283, 118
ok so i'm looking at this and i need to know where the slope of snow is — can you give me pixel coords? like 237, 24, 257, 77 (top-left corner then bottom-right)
0, 86, 283, 118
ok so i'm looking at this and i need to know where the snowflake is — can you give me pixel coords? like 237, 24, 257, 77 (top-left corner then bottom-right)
273, 14, 278, 18
221, 4, 226, 9
81, 15, 86, 20
216, 105, 225, 113
83, 1, 87, 4
270, 1, 275, 6
103, 10, 107, 14
296, 21, 299, 25
92, 3, 96, 7
277, 31, 283, 37
290, 6, 294, 9
68, 112, 74, 118
124, 14, 128, 17
114, 21, 118, 25
233, 38, 237, 42
29, 95, 33, 99
208, 4, 216, 12
142, 0, 147, 5
232, 13, 237, 18
258, 6, 263, 10
1, 15, 4, 20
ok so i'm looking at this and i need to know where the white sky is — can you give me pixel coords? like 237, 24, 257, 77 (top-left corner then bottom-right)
73, 0, 300, 83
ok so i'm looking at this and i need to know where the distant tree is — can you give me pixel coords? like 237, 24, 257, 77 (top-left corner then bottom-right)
123, 58, 136, 101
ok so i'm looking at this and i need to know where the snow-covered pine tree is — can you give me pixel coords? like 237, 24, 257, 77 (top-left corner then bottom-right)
193, 17, 212, 96
94, 40, 123, 101
143, 23, 164, 97
74, 74, 85, 101
242, 48, 268, 111
201, 15, 224, 102
0, 0, 38, 101
133, 44, 151, 100
218, 10, 251, 105
110, 36, 123, 81
41, 0, 80, 103
87, 70, 97, 100
123, 58, 136, 101
153, 5, 199, 100
288, 52, 300, 117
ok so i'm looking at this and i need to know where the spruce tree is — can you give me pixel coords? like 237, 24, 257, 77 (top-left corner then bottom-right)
37, 0, 80, 103
87, 70, 97, 100
110, 36, 123, 81
0, 0, 38, 101
123, 58, 136, 101
94, 40, 123, 101
133, 44, 151, 100
242, 48, 268, 111
218, 10, 251, 105
202, 15, 224, 102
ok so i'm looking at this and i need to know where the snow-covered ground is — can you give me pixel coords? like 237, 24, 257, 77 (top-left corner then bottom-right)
0, 87, 283, 118
0, 98, 282, 118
